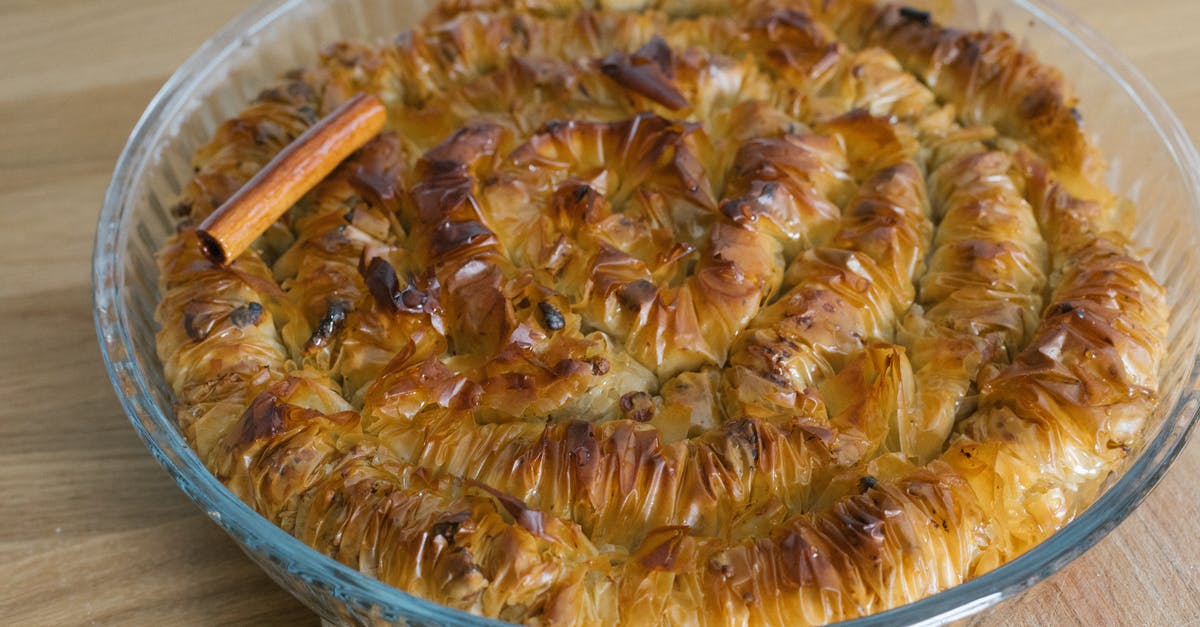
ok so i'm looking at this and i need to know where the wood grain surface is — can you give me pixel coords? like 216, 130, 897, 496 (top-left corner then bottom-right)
0, 1, 1196, 625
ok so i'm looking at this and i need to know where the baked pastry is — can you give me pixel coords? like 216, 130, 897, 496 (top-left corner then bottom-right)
155, 0, 1168, 623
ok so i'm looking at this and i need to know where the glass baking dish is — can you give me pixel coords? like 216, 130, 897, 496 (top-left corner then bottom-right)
93, 0, 1200, 624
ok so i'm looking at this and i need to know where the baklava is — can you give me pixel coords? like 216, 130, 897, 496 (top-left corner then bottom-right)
155, 0, 1168, 623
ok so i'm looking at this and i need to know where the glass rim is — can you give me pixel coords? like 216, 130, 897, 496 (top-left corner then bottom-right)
92, 0, 1200, 624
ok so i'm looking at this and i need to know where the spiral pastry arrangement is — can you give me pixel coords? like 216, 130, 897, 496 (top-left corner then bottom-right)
156, 0, 1168, 623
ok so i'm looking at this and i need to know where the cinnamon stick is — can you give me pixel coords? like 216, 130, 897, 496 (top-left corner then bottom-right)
196, 93, 388, 265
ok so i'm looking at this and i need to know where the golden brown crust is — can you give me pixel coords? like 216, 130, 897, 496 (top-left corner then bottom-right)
155, 0, 1168, 624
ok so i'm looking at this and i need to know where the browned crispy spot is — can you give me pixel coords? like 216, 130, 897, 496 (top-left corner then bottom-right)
620, 391, 656, 422
469, 480, 547, 538
618, 279, 658, 311
600, 37, 688, 110
361, 257, 441, 317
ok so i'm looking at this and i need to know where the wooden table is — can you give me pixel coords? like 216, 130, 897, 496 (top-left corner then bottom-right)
1, 1, 1196, 624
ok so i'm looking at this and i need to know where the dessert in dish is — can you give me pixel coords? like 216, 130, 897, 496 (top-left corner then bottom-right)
153, 0, 1168, 623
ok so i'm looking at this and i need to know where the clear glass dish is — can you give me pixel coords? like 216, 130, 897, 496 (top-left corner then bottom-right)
92, 0, 1200, 624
